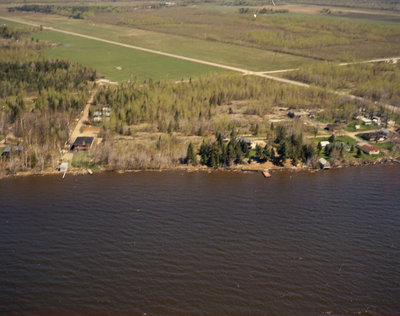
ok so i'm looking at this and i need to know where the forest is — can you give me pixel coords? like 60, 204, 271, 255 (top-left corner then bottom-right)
93, 74, 356, 137
283, 62, 400, 107
0, 25, 95, 175
86, 71, 396, 170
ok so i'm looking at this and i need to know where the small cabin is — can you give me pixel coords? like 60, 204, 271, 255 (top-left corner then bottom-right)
360, 131, 386, 142
288, 111, 302, 119
359, 145, 380, 155
70, 137, 94, 152
325, 123, 339, 132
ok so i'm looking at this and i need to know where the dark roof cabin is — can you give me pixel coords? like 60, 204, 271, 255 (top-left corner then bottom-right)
70, 137, 94, 151
360, 131, 386, 142
325, 123, 339, 131
1, 146, 23, 158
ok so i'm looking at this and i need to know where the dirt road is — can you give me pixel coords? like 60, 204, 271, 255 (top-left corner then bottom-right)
61, 89, 95, 164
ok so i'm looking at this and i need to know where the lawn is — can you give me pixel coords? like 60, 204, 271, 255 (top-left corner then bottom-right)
346, 123, 376, 132
335, 135, 357, 146
32, 30, 226, 81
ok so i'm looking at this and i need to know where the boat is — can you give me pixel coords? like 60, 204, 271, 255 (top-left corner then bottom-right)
262, 170, 271, 178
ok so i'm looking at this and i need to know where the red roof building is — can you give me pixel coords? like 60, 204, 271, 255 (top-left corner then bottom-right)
360, 145, 380, 155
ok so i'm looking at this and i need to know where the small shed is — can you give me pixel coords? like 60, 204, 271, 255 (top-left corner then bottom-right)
319, 158, 331, 169
288, 110, 302, 119
58, 162, 68, 172
320, 141, 330, 148
361, 117, 372, 125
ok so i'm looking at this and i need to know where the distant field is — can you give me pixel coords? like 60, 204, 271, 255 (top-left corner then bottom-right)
0, 12, 314, 72
1, 1, 400, 81
31, 30, 226, 81
81, 4, 400, 61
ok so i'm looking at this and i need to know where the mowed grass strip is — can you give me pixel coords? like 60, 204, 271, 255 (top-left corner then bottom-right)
0, 13, 314, 71
32, 30, 226, 81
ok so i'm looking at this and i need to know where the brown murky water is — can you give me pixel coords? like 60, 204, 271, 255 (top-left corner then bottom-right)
1, 165, 399, 315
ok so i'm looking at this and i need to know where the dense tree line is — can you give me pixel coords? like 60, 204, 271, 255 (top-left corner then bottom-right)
284, 62, 400, 106
238, 7, 288, 14
0, 25, 33, 40
94, 73, 363, 136
197, 134, 250, 167
0, 59, 95, 98
9, 4, 132, 19
186, 124, 319, 168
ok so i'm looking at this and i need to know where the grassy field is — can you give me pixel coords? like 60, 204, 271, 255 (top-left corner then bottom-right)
30, 29, 225, 81
2, 2, 399, 80
0, 12, 315, 72
78, 4, 400, 61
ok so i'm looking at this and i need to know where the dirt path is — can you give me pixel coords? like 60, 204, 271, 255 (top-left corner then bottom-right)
61, 89, 96, 164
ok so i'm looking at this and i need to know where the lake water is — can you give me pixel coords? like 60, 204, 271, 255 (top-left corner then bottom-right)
1, 165, 399, 315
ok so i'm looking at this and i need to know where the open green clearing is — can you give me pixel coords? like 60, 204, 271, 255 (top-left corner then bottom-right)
0, 12, 314, 72
11, 27, 225, 82
34, 30, 225, 81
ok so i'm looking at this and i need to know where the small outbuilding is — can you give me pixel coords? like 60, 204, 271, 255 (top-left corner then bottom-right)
288, 110, 302, 119
58, 162, 68, 172
361, 117, 372, 126
319, 141, 330, 148
319, 158, 331, 169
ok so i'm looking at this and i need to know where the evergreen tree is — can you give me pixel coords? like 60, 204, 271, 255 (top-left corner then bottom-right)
186, 142, 196, 165
277, 141, 288, 164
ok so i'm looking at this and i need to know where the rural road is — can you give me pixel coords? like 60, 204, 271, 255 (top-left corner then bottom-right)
61, 89, 95, 164
1, 15, 399, 113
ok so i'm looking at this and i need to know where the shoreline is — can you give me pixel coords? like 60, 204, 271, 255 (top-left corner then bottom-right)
1, 156, 398, 180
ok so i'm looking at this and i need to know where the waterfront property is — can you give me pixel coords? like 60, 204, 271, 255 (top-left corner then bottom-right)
359, 145, 380, 155
70, 137, 94, 152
